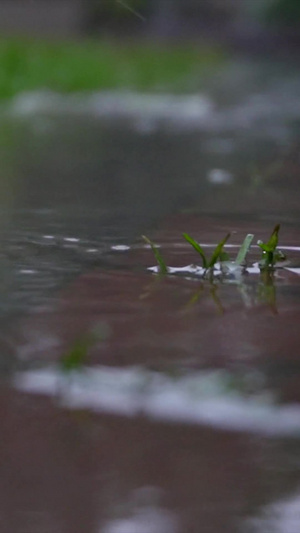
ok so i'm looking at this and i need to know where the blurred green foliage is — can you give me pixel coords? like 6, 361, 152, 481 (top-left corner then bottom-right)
0, 37, 225, 99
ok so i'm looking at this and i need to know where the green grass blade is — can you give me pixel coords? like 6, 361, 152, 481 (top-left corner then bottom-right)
266, 224, 280, 251
257, 242, 269, 252
258, 224, 280, 253
208, 233, 231, 268
235, 233, 254, 265
142, 235, 168, 274
182, 233, 208, 269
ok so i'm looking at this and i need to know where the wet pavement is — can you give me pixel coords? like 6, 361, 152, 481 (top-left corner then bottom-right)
0, 213, 298, 532
1, 57, 300, 532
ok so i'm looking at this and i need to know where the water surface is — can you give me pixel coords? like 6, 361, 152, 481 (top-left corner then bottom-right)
1, 57, 300, 532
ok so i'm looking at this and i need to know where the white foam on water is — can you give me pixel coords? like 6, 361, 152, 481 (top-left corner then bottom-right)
8, 76, 300, 138
148, 262, 245, 278
102, 507, 177, 533
247, 265, 261, 274
13, 365, 300, 438
111, 245, 131, 251
9, 91, 214, 132
286, 268, 300, 275
64, 237, 79, 243
148, 264, 206, 276
244, 490, 300, 533
148, 262, 300, 277
100, 486, 179, 533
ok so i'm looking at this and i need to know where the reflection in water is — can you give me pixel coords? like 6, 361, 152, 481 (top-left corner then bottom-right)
257, 271, 277, 314
146, 265, 284, 315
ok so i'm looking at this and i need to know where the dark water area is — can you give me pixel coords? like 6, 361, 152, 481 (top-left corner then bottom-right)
1, 58, 300, 532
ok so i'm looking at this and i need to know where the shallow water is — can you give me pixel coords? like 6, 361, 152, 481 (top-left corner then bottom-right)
0, 213, 299, 533
1, 58, 300, 532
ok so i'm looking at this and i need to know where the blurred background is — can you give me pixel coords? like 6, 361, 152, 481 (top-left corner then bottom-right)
0, 0, 300, 238
0, 0, 300, 43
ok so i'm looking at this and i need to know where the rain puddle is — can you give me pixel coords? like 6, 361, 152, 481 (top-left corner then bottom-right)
0, 212, 299, 532
1, 58, 300, 532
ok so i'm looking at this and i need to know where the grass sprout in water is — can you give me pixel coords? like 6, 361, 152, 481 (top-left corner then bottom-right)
144, 225, 289, 281
235, 233, 254, 266
258, 224, 286, 271
182, 232, 231, 273
214, 233, 255, 276
142, 235, 168, 275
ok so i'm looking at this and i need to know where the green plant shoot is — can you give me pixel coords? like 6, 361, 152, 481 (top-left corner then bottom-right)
258, 224, 280, 253
183, 232, 230, 270
142, 235, 168, 274
235, 234, 254, 265
258, 224, 281, 269
182, 233, 208, 268
209, 233, 231, 267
